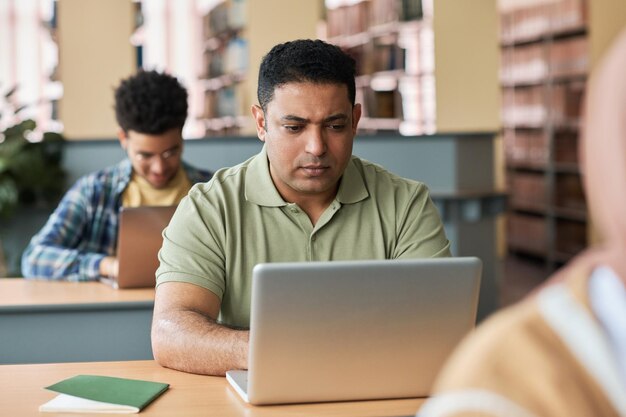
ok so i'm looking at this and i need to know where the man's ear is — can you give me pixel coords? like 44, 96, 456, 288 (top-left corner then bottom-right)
117, 129, 129, 150
251, 105, 267, 142
351, 103, 362, 135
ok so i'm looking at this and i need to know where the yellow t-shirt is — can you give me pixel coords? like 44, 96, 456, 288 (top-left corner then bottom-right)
122, 167, 192, 207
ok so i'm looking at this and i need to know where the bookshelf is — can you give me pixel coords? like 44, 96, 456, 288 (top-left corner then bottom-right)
198, 0, 500, 138
198, 0, 322, 137
325, 0, 433, 135
324, 0, 500, 136
199, 0, 248, 135
499, 0, 588, 268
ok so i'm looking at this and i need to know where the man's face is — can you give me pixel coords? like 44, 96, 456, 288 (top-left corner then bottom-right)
119, 128, 183, 189
251, 82, 361, 204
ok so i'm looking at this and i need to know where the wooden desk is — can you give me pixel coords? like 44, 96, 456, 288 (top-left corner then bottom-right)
0, 279, 155, 364
0, 360, 424, 416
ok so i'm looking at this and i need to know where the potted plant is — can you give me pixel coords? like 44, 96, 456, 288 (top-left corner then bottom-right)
0, 86, 66, 276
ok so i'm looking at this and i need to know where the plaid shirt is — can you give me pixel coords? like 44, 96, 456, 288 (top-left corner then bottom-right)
21, 159, 213, 281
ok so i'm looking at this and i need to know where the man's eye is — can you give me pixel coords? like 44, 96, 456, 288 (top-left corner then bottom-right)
162, 149, 178, 159
284, 125, 302, 132
328, 124, 346, 131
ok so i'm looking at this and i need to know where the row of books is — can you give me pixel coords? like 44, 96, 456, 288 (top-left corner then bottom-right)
508, 171, 547, 209
202, 87, 242, 120
351, 41, 406, 75
500, 0, 586, 44
327, 0, 370, 38
201, 37, 248, 80
335, 20, 430, 78
508, 212, 586, 258
504, 128, 580, 168
555, 173, 585, 211
504, 129, 549, 165
508, 172, 585, 211
501, 82, 584, 127
326, 0, 424, 39
507, 213, 548, 254
355, 72, 435, 132
201, 0, 246, 39
500, 35, 588, 84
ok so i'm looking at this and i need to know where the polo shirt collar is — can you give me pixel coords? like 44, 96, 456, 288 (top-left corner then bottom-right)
245, 146, 369, 207
336, 157, 369, 204
245, 146, 286, 207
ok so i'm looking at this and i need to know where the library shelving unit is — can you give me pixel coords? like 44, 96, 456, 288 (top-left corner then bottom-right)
197, 0, 322, 137
324, 0, 500, 138
499, 0, 588, 269
199, 0, 248, 136
325, 0, 433, 135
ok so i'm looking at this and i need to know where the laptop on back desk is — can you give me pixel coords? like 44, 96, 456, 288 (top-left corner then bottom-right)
226, 257, 482, 405
103, 205, 176, 289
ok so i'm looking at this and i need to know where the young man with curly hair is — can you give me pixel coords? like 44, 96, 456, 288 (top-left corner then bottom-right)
21, 70, 213, 281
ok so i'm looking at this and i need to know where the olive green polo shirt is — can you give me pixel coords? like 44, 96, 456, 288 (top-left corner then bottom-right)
157, 147, 450, 328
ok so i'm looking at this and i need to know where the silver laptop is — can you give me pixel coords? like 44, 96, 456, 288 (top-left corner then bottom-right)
102, 205, 176, 289
226, 257, 482, 405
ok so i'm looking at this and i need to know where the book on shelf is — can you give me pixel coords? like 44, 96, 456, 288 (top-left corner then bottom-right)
39, 374, 169, 414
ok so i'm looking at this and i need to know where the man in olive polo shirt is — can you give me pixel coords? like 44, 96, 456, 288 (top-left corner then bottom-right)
152, 39, 451, 376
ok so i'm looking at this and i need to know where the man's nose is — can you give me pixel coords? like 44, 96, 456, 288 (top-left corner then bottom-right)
304, 127, 327, 157
151, 157, 167, 174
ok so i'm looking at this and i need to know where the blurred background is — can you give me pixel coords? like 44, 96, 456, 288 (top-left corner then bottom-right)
1, 0, 625, 317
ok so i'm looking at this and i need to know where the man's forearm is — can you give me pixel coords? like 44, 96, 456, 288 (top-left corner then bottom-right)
152, 309, 249, 376
21, 244, 102, 281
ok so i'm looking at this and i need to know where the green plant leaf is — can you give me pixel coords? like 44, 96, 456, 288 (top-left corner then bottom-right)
1, 92, 66, 217
0, 177, 18, 218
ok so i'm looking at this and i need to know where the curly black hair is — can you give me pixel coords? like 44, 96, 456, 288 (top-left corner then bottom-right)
114, 70, 188, 134
257, 39, 356, 112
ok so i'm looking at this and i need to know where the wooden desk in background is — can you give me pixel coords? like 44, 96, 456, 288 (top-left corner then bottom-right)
0, 360, 424, 416
0, 279, 155, 364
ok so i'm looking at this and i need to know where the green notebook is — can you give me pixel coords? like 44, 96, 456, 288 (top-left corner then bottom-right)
40, 375, 169, 414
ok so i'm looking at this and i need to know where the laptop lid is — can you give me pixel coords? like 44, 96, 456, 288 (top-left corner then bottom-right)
112, 205, 176, 289
227, 257, 482, 405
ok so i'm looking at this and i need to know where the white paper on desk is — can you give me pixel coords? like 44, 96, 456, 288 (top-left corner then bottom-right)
39, 393, 140, 414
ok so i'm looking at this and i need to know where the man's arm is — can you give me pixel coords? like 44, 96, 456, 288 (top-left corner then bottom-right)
151, 281, 249, 376
394, 183, 451, 259
21, 181, 111, 281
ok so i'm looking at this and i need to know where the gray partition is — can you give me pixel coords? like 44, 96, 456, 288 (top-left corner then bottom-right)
0, 301, 154, 364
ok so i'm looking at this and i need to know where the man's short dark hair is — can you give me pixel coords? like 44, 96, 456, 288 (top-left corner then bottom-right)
257, 39, 356, 111
114, 70, 188, 134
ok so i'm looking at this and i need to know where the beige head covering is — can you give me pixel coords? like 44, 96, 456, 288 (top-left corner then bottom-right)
555, 28, 626, 285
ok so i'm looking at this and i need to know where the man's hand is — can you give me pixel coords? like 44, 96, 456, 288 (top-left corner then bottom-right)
99, 256, 119, 279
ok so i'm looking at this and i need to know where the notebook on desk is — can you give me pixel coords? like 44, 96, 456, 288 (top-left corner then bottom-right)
102, 205, 176, 289
226, 257, 482, 405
